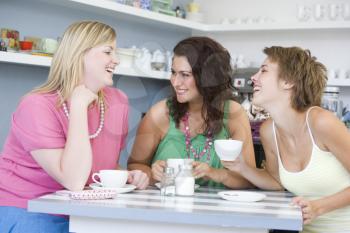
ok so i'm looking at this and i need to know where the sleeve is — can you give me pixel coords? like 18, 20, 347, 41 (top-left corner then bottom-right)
12, 95, 66, 152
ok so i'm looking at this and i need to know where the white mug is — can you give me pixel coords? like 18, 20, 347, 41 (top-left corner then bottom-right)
329, 4, 340, 20
327, 69, 337, 80
297, 5, 311, 21
314, 4, 326, 20
337, 69, 347, 80
342, 4, 350, 20
92, 170, 128, 188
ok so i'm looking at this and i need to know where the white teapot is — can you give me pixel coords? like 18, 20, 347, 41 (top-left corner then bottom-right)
134, 47, 152, 71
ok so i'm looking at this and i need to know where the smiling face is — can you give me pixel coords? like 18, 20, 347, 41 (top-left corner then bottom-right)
83, 40, 119, 93
170, 55, 201, 104
251, 57, 285, 109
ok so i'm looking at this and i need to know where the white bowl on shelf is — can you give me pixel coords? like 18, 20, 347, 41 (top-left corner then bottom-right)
116, 48, 137, 68
214, 139, 243, 161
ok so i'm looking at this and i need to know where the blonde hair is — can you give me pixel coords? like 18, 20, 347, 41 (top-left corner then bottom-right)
263, 46, 327, 111
32, 21, 116, 105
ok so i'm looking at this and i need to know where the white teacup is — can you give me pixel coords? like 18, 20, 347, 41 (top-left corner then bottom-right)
92, 170, 128, 188
214, 139, 243, 161
167, 158, 193, 175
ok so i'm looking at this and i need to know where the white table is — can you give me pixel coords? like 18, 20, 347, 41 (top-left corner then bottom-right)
28, 187, 302, 233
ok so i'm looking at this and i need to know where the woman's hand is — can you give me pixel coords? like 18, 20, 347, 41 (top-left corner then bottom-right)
192, 161, 214, 180
292, 196, 321, 224
70, 85, 98, 107
127, 170, 149, 190
221, 155, 246, 174
151, 160, 166, 182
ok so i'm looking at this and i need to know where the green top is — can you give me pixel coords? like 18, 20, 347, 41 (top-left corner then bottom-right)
152, 100, 230, 188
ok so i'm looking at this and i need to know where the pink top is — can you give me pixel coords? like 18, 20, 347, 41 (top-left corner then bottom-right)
0, 87, 128, 208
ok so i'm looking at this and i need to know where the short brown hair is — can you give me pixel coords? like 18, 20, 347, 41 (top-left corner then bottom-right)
264, 46, 327, 111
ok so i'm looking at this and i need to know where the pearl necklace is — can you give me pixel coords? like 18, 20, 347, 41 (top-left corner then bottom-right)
62, 101, 105, 139
182, 112, 213, 162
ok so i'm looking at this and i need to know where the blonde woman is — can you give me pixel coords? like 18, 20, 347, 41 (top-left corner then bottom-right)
223, 46, 350, 233
0, 21, 148, 232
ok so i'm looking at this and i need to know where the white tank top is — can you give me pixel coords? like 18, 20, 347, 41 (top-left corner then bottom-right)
272, 107, 350, 233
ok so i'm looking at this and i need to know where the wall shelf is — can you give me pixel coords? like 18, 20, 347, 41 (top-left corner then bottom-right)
38, 0, 350, 33
0, 51, 170, 80
327, 78, 350, 87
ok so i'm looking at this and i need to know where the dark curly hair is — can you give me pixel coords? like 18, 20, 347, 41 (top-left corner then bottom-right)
169, 36, 235, 135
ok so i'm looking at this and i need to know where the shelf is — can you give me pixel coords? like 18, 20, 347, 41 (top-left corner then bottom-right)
205, 21, 350, 33
37, 0, 350, 33
38, 0, 206, 32
0, 51, 170, 80
327, 78, 350, 87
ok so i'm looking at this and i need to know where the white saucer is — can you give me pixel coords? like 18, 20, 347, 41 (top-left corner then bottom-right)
89, 183, 136, 194
218, 191, 266, 202
154, 182, 200, 190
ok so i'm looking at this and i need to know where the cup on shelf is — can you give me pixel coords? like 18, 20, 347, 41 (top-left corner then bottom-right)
297, 5, 311, 22
327, 69, 337, 80
187, 2, 199, 13
221, 18, 231, 25
337, 69, 349, 80
329, 3, 340, 21
116, 47, 137, 68
314, 4, 326, 21
342, 3, 350, 20
23, 36, 41, 51
40, 38, 58, 54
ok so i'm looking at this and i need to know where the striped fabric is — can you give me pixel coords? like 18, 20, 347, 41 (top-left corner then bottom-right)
29, 187, 302, 232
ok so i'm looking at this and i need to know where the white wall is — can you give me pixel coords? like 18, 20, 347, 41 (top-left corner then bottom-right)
195, 0, 350, 106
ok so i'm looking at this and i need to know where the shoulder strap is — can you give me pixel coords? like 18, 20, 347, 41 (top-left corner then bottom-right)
305, 107, 318, 145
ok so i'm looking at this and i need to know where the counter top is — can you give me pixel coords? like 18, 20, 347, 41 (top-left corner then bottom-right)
28, 187, 302, 233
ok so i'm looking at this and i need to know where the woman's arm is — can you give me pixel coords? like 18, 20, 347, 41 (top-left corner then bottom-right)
127, 100, 169, 184
192, 101, 256, 188
31, 85, 97, 191
222, 118, 284, 190
223, 101, 256, 188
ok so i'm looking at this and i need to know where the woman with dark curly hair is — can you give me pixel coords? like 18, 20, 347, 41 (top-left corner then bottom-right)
128, 37, 255, 188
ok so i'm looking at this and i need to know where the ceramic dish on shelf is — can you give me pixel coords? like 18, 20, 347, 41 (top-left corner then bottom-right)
217, 191, 266, 202
154, 182, 200, 190
89, 183, 136, 194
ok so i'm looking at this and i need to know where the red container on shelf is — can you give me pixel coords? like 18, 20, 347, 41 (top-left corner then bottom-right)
19, 41, 33, 50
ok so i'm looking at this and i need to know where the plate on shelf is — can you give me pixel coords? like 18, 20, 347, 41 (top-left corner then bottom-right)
154, 182, 200, 190
217, 191, 266, 202
89, 183, 136, 194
